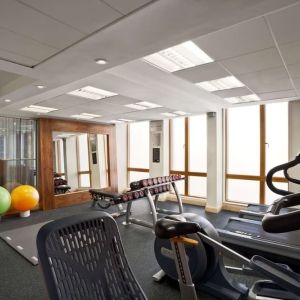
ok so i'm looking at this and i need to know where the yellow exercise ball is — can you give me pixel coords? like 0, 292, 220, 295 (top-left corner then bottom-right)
11, 185, 39, 212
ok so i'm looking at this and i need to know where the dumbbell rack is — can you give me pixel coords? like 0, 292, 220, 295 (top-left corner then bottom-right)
123, 179, 184, 230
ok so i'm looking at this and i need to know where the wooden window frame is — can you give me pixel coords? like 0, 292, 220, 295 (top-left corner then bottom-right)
225, 104, 288, 205
170, 116, 207, 198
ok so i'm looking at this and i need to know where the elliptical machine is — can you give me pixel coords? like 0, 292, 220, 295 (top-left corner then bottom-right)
154, 194, 300, 300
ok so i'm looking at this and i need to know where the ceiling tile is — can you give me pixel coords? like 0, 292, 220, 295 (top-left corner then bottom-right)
103, 0, 153, 14
173, 62, 229, 83
280, 40, 300, 65
212, 86, 252, 98
75, 101, 135, 114
237, 67, 293, 93
194, 17, 274, 60
293, 77, 300, 93
0, 48, 38, 66
221, 47, 283, 75
288, 63, 300, 79
19, 0, 122, 34
258, 89, 297, 100
0, 70, 20, 87
102, 95, 143, 105
36, 94, 93, 109
0, 0, 84, 49
267, 3, 300, 45
0, 27, 57, 63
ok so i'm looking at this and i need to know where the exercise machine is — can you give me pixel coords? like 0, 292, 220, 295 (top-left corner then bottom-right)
154, 192, 300, 299
238, 154, 300, 221
90, 175, 184, 230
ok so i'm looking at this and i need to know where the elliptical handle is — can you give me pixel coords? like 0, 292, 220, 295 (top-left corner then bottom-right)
266, 154, 300, 196
262, 193, 300, 233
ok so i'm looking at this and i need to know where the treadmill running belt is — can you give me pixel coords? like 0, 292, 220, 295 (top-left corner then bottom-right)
218, 217, 300, 261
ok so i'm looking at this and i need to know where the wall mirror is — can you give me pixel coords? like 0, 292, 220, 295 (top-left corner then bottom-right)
52, 132, 109, 195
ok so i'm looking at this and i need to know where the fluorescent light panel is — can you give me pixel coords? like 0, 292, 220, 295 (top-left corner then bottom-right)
196, 76, 244, 92
161, 112, 177, 117
118, 118, 132, 122
136, 101, 162, 108
21, 105, 57, 113
125, 104, 148, 110
174, 111, 189, 116
109, 120, 123, 123
143, 41, 214, 72
68, 86, 117, 100
224, 94, 261, 104
71, 113, 101, 119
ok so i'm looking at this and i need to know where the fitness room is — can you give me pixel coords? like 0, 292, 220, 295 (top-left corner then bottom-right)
1, 1, 300, 300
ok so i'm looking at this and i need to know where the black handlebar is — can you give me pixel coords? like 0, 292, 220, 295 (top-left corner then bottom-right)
266, 154, 300, 196
262, 193, 300, 233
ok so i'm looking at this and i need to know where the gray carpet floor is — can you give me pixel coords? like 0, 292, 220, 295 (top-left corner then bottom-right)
0, 199, 240, 300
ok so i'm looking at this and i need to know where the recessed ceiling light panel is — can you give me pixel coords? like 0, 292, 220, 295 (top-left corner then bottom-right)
21, 105, 57, 113
4, 99, 11, 103
136, 101, 162, 108
174, 111, 189, 116
196, 76, 244, 92
125, 104, 148, 110
36, 85, 46, 89
143, 41, 214, 72
161, 112, 177, 117
224, 94, 261, 104
118, 118, 132, 122
68, 86, 117, 100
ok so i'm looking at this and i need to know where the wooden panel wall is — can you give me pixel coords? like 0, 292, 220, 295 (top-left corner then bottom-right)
37, 118, 117, 210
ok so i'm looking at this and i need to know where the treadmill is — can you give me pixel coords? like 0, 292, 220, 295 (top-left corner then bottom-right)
238, 154, 300, 221
219, 155, 300, 271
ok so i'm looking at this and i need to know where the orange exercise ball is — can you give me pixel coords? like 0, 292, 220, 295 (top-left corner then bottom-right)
11, 185, 39, 212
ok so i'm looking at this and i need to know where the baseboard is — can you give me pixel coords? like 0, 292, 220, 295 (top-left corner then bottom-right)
205, 205, 222, 213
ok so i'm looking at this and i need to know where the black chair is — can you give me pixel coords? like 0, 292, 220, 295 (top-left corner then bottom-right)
36, 211, 147, 300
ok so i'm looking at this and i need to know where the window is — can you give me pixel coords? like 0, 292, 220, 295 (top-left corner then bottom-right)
128, 121, 150, 183
77, 134, 91, 187
170, 115, 207, 197
226, 102, 289, 204
0, 117, 37, 192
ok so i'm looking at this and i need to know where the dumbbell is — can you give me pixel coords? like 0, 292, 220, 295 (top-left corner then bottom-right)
154, 187, 159, 194
161, 177, 166, 183
162, 185, 167, 192
139, 190, 145, 198
165, 176, 170, 182
166, 184, 170, 191
130, 181, 142, 191
157, 177, 162, 184
149, 188, 154, 195
153, 177, 158, 185
140, 179, 148, 187
148, 178, 153, 186
158, 186, 163, 193
121, 194, 129, 202
127, 192, 133, 201
133, 191, 140, 199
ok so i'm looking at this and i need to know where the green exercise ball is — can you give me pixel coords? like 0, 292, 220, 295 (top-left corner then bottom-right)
0, 186, 11, 215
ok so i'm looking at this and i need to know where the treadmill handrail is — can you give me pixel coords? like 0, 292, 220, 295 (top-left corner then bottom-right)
266, 154, 300, 196
262, 193, 300, 233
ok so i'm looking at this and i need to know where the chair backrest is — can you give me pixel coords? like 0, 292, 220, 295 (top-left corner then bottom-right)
37, 211, 147, 300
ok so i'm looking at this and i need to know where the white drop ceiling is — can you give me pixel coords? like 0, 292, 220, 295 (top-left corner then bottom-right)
0, 0, 300, 123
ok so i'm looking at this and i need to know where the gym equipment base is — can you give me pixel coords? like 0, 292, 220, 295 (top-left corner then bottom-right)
0, 221, 51, 265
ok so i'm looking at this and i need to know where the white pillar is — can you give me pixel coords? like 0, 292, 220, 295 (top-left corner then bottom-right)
115, 123, 128, 193
206, 110, 224, 213
149, 120, 169, 178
